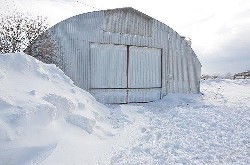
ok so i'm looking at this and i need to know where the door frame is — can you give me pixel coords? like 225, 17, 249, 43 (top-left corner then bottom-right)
89, 42, 163, 103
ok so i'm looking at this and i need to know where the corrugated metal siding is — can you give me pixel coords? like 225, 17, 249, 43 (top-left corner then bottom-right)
30, 8, 201, 103
191, 51, 200, 93
104, 8, 153, 37
187, 47, 196, 93
173, 32, 178, 93
195, 56, 201, 93
90, 89, 127, 103
177, 35, 183, 93
77, 40, 90, 89
128, 46, 161, 88
181, 41, 189, 93
161, 48, 168, 97
168, 30, 174, 93
90, 43, 127, 88
128, 88, 161, 103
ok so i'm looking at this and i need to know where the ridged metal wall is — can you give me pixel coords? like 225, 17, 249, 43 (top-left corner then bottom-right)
90, 43, 127, 88
104, 8, 152, 37
128, 88, 161, 103
90, 89, 127, 104
31, 7, 201, 103
128, 46, 161, 88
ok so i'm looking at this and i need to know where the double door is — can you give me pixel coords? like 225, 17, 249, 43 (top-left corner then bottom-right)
90, 43, 161, 103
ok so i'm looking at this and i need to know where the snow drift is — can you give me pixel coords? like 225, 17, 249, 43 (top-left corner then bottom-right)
0, 52, 249, 164
0, 53, 122, 164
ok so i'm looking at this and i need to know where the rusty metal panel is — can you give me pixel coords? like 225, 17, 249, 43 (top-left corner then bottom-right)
128, 46, 161, 88
128, 88, 161, 103
90, 43, 127, 88
90, 89, 127, 104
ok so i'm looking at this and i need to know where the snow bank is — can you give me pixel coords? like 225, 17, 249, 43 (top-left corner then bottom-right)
0, 52, 111, 132
1, 52, 249, 164
0, 53, 124, 164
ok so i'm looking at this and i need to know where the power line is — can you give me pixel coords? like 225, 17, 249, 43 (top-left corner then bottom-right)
2, 0, 11, 14
2, 0, 19, 15
75, 0, 101, 11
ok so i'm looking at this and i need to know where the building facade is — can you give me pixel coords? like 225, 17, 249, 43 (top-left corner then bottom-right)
29, 7, 202, 103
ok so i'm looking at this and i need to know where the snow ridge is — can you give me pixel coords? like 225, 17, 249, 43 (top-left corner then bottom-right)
0, 53, 126, 164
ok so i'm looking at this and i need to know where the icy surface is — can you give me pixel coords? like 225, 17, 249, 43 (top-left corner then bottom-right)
0, 53, 249, 164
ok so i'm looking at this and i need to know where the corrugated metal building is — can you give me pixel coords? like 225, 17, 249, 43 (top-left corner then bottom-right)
29, 7, 202, 104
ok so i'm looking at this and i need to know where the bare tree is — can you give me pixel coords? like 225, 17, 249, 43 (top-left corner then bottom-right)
25, 31, 62, 67
224, 72, 232, 79
0, 12, 61, 66
0, 12, 47, 53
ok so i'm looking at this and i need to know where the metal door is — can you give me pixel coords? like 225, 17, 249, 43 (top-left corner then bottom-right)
90, 43, 162, 104
128, 46, 162, 103
90, 43, 127, 103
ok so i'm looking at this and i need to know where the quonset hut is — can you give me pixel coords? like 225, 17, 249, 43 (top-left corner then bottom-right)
28, 7, 201, 104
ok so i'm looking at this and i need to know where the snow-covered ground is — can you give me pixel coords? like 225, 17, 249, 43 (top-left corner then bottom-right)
0, 53, 249, 164
104, 80, 250, 164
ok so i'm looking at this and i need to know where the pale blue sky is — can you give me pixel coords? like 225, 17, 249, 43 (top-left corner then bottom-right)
1, 0, 250, 75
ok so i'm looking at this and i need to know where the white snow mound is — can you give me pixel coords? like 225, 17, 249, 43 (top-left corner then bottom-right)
1, 53, 249, 164
0, 53, 120, 164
